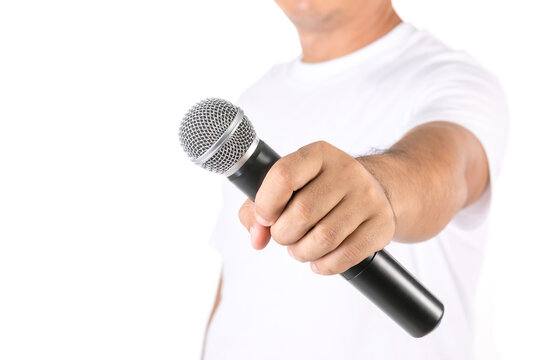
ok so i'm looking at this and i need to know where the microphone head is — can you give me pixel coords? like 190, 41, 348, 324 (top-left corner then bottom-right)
179, 98, 256, 175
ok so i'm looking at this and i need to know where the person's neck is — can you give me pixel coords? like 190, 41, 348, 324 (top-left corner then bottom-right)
297, 5, 402, 63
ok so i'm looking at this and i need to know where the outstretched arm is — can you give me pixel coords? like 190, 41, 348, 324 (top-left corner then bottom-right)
358, 121, 488, 242
238, 121, 488, 275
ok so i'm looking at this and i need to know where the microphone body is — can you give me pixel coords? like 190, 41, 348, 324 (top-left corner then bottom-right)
228, 139, 444, 338
179, 98, 444, 338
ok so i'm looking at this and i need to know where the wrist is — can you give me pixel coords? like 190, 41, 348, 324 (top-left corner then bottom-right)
356, 152, 405, 239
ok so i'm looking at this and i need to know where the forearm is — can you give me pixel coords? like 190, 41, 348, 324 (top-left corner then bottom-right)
357, 121, 489, 243
242, 121, 489, 274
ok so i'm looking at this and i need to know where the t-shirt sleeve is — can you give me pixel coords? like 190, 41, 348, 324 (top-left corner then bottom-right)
402, 53, 510, 229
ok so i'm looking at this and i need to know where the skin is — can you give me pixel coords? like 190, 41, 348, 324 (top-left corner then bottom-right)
204, 0, 489, 352
239, 122, 488, 275
236, 0, 489, 274
274, 0, 402, 62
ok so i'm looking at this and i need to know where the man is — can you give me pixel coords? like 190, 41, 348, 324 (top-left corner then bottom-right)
203, 0, 508, 359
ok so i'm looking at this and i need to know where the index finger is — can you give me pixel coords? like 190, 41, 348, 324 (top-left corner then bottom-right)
254, 142, 325, 226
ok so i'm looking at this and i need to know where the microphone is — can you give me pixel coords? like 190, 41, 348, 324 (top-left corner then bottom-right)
179, 98, 444, 337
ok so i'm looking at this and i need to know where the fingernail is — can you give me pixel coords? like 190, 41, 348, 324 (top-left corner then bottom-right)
255, 213, 273, 227
310, 262, 320, 274
287, 247, 296, 259
250, 226, 257, 247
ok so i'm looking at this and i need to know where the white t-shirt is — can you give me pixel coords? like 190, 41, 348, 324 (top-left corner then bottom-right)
204, 23, 508, 360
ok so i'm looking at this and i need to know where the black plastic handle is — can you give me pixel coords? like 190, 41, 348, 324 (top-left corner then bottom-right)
342, 249, 444, 337
228, 140, 444, 337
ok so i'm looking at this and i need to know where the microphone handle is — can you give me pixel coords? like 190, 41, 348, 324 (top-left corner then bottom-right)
228, 140, 444, 338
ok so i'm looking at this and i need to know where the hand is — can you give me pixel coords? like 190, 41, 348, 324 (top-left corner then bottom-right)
238, 141, 396, 275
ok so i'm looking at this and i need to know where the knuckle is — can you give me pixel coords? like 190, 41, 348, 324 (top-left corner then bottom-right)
299, 141, 328, 157
347, 159, 362, 174
296, 144, 312, 159
270, 226, 289, 245
364, 184, 380, 202
341, 244, 362, 265
271, 162, 292, 188
314, 140, 332, 155
293, 198, 313, 224
314, 224, 338, 251
314, 140, 329, 149
339, 159, 362, 181
313, 180, 331, 198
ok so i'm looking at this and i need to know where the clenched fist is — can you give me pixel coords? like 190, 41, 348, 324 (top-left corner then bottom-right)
238, 141, 396, 275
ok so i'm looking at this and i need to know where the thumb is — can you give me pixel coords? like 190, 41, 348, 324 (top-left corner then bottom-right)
238, 198, 271, 250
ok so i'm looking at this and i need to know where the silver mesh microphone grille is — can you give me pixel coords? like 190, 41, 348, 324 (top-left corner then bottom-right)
179, 98, 257, 174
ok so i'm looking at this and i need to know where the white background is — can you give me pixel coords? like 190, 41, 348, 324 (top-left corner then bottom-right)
0, 0, 539, 359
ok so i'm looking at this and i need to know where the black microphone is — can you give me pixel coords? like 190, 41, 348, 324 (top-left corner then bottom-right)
179, 98, 444, 337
